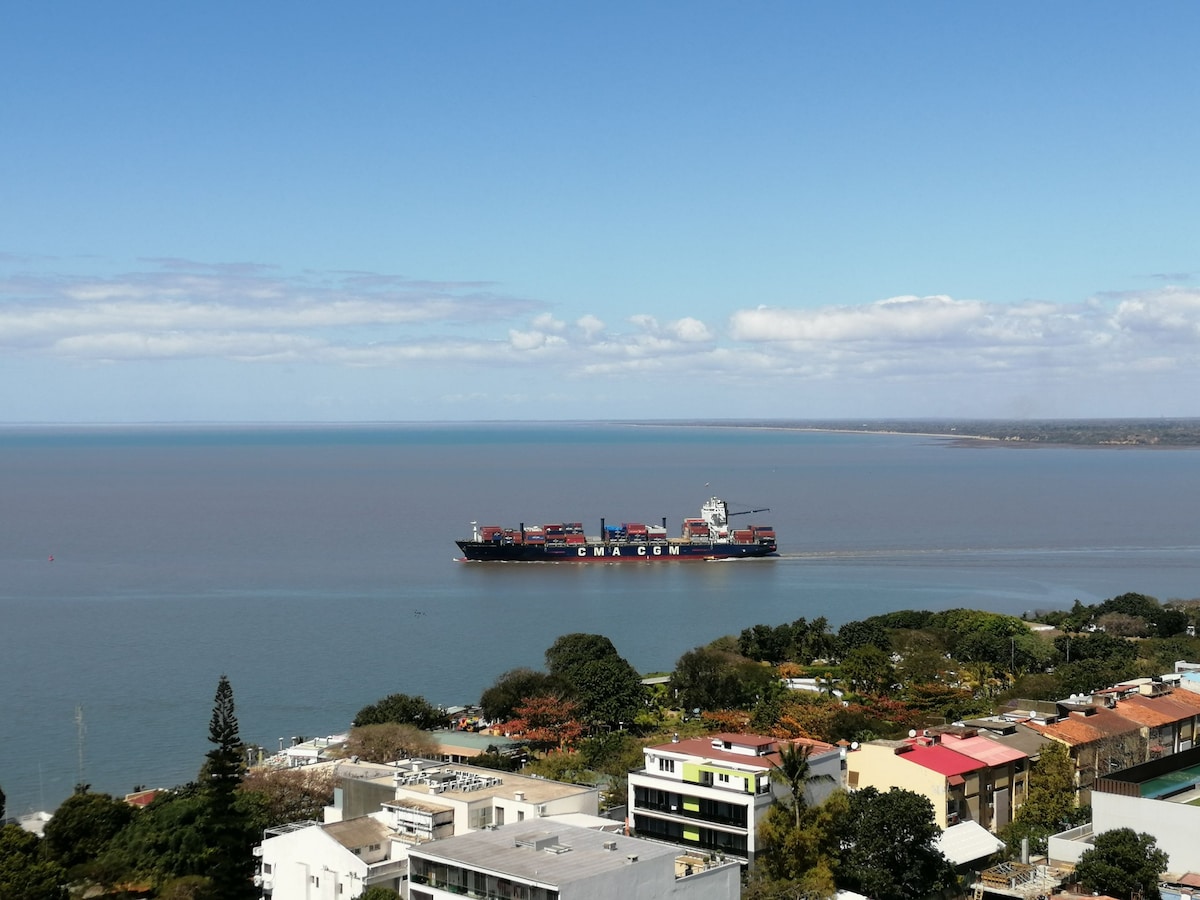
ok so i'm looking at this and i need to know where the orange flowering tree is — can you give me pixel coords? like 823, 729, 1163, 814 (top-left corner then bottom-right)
504, 696, 585, 752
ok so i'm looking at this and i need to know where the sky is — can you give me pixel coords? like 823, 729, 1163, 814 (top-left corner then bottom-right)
2, 2, 1198, 423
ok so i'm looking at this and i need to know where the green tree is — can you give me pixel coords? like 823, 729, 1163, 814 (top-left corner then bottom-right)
753, 790, 846, 896
40, 786, 134, 873
202, 675, 255, 899
835, 786, 956, 900
836, 619, 891, 655
1002, 741, 1077, 855
353, 692, 446, 729
545, 633, 646, 726
96, 788, 212, 888
479, 668, 564, 721
360, 886, 401, 900
840, 645, 895, 695
670, 646, 774, 712
0, 824, 68, 900
1074, 828, 1168, 900
769, 742, 813, 828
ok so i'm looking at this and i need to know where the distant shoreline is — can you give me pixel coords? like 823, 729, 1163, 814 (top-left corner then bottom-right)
624, 418, 1200, 449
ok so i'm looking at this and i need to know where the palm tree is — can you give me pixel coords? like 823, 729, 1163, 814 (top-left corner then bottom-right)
769, 740, 813, 828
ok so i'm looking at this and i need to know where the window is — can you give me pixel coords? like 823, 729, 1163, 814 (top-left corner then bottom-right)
518, 810, 525, 821
718, 773, 730, 784
263, 864, 272, 874
659, 758, 676, 773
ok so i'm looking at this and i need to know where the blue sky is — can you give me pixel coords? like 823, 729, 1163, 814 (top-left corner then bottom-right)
2, 3, 1198, 422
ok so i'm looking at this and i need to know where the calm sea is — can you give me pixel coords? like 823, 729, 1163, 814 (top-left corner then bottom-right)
2, 422, 1198, 813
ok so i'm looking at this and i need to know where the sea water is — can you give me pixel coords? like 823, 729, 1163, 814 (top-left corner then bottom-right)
2, 422, 1198, 812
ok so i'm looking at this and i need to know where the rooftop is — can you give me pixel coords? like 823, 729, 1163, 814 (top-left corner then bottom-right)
409, 822, 683, 885
389, 760, 595, 805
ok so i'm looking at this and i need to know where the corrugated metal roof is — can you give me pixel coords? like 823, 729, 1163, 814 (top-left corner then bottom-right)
939, 734, 1027, 766
902, 744, 985, 777
934, 820, 1005, 866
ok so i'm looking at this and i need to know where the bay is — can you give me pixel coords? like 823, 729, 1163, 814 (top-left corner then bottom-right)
1, 422, 1198, 814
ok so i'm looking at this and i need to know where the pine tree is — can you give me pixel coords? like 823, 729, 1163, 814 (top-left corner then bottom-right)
202, 675, 255, 899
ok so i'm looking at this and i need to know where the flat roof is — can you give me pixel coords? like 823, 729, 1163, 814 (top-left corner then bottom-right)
390, 763, 596, 805
409, 822, 678, 885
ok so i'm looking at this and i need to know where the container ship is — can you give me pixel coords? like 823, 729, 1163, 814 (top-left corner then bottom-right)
456, 497, 777, 562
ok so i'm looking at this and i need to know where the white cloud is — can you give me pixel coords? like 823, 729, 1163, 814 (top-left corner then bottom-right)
5, 257, 1200, 419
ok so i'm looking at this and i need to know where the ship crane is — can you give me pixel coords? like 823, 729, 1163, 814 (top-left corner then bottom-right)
728, 507, 770, 517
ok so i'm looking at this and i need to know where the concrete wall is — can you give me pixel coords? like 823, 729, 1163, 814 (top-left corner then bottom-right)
260, 826, 367, 900
1093, 791, 1200, 873
846, 744, 949, 827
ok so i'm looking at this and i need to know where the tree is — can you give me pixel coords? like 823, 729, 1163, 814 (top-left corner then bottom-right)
202, 675, 255, 899
479, 668, 564, 721
360, 887, 401, 900
770, 741, 814, 828
840, 645, 895, 695
1002, 741, 1078, 855
342, 723, 439, 764
238, 766, 338, 832
544, 633, 646, 726
835, 787, 956, 900
504, 695, 584, 751
1074, 828, 1168, 900
353, 692, 446, 729
95, 788, 213, 889
752, 790, 846, 897
0, 824, 68, 900
40, 787, 134, 873
522, 751, 594, 785
670, 646, 775, 713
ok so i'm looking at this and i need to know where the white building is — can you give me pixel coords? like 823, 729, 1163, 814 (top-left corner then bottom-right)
257, 815, 406, 898
627, 732, 841, 865
408, 821, 740, 900
257, 758, 604, 899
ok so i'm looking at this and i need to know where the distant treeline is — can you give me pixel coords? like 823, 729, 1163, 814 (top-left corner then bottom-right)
642, 418, 1200, 446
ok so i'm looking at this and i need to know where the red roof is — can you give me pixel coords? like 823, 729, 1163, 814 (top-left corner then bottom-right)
903, 744, 985, 778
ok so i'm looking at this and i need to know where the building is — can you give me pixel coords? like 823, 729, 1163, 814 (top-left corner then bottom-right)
1048, 745, 1200, 874
408, 821, 740, 900
627, 732, 840, 865
257, 816, 406, 898
257, 758, 602, 899
327, 757, 600, 829
845, 728, 1030, 832
1016, 679, 1200, 803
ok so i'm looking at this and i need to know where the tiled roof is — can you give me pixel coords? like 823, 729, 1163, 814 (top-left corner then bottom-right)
1027, 706, 1141, 746
647, 733, 839, 772
1116, 693, 1193, 727
649, 736, 779, 770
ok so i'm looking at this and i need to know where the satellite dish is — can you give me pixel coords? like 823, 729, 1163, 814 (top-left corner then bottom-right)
908, 729, 917, 738
1029, 711, 1037, 718
850, 741, 860, 751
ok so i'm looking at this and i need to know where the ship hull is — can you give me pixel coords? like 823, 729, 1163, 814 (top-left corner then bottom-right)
455, 540, 777, 562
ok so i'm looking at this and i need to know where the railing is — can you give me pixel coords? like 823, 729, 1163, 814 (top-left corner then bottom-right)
635, 798, 747, 827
